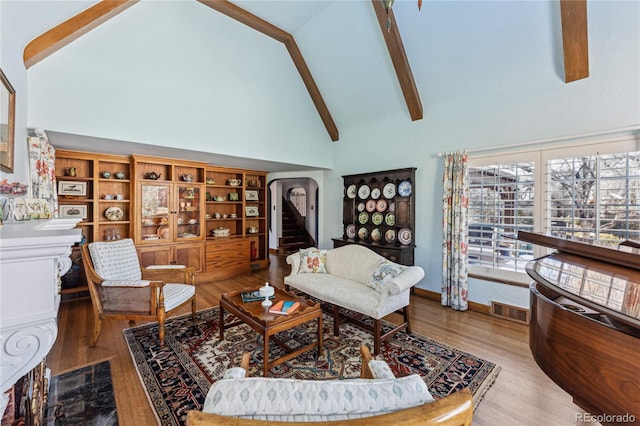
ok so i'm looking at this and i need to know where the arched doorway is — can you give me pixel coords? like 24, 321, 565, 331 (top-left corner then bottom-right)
268, 178, 318, 254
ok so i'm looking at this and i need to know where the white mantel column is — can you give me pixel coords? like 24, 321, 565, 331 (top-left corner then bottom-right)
0, 219, 81, 394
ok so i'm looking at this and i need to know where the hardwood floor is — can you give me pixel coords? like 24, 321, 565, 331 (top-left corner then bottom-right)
48, 254, 587, 425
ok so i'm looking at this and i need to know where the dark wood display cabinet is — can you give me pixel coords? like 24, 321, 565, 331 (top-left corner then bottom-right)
333, 167, 416, 265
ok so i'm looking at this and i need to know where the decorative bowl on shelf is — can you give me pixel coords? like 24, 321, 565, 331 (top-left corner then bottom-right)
206, 178, 215, 185
227, 179, 241, 186
212, 227, 231, 237
104, 206, 124, 221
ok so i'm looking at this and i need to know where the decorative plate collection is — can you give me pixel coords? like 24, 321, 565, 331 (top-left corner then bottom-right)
344, 179, 413, 245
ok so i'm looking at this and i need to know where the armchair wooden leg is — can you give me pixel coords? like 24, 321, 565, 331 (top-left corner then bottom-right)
88, 314, 102, 347
191, 297, 197, 321
333, 304, 340, 336
373, 319, 381, 355
158, 307, 166, 346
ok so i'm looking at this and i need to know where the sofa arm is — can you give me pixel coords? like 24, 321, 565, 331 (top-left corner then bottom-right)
386, 266, 425, 295
285, 252, 301, 276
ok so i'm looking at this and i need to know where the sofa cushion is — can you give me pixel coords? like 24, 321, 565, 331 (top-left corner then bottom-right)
284, 273, 410, 319
202, 374, 434, 422
298, 248, 327, 273
325, 245, 385, 284
368, 260, 406, 293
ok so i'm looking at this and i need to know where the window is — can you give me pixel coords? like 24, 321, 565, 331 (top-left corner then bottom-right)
547, 152, 640, 246
468, 161, 535, 273
467, 136, 640, 277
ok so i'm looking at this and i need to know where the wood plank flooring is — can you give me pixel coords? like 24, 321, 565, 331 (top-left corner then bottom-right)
48, 254, 587, 425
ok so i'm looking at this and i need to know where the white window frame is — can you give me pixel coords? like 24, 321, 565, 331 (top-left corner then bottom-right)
467, 134, 640, 284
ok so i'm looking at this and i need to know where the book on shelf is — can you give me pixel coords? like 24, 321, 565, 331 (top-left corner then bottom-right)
269, 300, 300, 315
241, 290, 275, 303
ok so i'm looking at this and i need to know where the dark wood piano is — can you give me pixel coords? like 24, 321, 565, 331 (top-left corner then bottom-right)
519, 232, 640, 425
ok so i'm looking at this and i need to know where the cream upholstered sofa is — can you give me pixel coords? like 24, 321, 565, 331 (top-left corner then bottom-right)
284, 244, 425, 354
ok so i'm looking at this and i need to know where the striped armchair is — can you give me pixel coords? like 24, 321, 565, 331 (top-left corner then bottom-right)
81, 238, 196, 347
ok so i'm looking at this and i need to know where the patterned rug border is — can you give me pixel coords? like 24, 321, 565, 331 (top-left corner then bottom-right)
124, 306, 501, 425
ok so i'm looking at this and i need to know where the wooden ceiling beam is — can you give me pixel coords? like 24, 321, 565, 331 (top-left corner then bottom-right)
371, 0, 423, 121
560, 0, 589, 82
198, 0, 339, 142
23, 0, 139, 69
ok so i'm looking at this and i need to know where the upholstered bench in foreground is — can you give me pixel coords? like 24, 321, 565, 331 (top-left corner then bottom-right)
187, 346, 473, 426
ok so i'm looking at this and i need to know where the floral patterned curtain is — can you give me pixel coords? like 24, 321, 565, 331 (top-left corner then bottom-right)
442, 151, 469, 311
28, 128, 58, 214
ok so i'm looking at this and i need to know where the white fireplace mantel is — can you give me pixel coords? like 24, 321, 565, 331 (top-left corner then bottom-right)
0, 219, 82, 395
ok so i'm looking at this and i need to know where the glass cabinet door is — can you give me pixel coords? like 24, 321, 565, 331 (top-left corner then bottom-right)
141, 183, 171, 241
176, 184, 202, 240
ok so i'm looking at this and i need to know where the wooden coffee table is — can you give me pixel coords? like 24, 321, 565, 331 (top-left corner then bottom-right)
219, 286, 323, 376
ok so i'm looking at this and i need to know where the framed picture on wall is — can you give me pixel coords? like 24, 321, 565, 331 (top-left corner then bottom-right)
245, 190, 259, 201
60, 204, 87, 220
0, 68, 16, 173
245, 206, 259, 217
58, 181, 87, 197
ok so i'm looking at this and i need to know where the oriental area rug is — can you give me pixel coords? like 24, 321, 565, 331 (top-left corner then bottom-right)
124, 306, 500, 426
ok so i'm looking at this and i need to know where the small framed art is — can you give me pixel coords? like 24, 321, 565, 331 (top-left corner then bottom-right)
58, 180, 87, 197
60, 204, 87, 220
245, 206, 259, 217
245, 190, 259, 201
0, 68, 16, 173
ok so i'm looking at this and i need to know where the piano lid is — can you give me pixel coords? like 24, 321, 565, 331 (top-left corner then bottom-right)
519, 231, 640, 327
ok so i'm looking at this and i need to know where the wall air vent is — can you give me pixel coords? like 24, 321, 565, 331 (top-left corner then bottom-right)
491, 301, 530, 325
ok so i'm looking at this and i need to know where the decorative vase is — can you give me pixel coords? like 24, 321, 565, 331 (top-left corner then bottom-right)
260, 282, 274, 308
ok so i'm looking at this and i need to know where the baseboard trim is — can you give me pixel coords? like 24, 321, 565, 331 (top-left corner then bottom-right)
413, 288, 492, 316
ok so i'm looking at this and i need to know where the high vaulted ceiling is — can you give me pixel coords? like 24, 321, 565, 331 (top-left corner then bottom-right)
23, 0, 587, 143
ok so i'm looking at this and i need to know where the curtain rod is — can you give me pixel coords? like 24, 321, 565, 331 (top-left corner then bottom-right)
436, 125, 640, 157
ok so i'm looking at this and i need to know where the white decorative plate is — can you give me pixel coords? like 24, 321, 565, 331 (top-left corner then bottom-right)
346, 224, 356, 238
370, 188, 381, 200
104, 206, 124, 221
371, 228, 382, 241
398, 227, 412, 245
358, 227, 368, 240
383, 182, 396, 199
346, 184, 357, 199
358, 184, 370, 199
357, 202, 365, 212
398, 180, 412, 197
358, 212, 369, 224
372, 212, 383, 225
385, 229, 396, 243
385, 212, 395, 226
366, 200, 377, 212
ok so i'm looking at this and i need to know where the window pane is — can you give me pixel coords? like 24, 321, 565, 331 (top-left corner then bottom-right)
468, 162, 535, 272
547, 151, 640, 246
